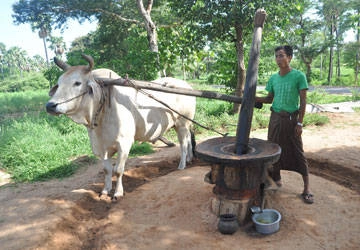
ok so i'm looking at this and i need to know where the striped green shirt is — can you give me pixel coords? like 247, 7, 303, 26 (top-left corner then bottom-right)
265, 69, 308, 113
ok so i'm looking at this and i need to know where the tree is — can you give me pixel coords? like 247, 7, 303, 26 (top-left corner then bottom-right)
343, 42, 360, 85
168, 0, 304, 113
348, 0, 360, 84
317, 0, 352, 84
12, 0, 54, 66
3, 46, 28, 76
157, 24, 207, 78
281, 1, 329, 83
12, 0, 186, 75
12, 0, 163, 53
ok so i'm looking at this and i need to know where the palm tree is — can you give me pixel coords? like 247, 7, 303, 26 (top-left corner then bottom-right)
38, 27, 49, 66
6, 47, 28, 76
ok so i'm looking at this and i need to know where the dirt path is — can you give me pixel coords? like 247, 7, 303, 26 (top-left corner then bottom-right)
0, 112, 359, 250
251, 112, 360, 194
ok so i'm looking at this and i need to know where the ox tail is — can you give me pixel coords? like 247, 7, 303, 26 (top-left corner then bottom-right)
157, 136, 176, 147
191, 130, 196, 157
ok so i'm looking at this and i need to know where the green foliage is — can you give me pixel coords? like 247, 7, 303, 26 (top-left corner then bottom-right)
351, 88, 360, 101
67, 25, 159, 80
100, 27, 159, 80
343, 42, 360, 72
252, 104, 271, 129
307, 88, 328, 104
158, 24, 207, 77
0, 72, 49, 92
307, 89, 354, 104
6, 0, 359, 89
206, 41, 237, 88
0, 90, 48, 116
304, 113, 329, 126
129, 142, 154, 157
43, 64, 62, 88
197, 97, 233, 117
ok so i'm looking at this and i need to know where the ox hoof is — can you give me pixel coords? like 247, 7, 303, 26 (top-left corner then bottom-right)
112, 193, 124, 202
99, 192, 111, 200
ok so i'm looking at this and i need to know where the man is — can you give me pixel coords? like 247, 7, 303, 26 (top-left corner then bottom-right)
256, 45, 314, 204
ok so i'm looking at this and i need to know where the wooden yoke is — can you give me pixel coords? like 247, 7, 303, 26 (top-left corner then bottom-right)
235, 9, 267, 155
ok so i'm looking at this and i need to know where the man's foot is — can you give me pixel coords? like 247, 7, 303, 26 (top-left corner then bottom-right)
301, 192, 314, 204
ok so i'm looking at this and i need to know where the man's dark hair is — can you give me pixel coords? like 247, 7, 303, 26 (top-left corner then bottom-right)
275, 45, 293, 57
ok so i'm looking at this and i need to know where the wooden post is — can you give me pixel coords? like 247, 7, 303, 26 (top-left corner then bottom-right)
235, 9, 266, 155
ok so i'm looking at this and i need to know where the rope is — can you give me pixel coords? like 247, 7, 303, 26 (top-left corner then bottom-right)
91, 83, 106, 128
126, 79, 228, 137
54, 91, 87, 106
53, 86, 106, 129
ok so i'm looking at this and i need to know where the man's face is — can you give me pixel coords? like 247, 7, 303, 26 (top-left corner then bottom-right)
275, 49, 292, 68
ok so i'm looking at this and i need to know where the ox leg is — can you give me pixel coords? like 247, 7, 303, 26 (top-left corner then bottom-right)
101, 158, 113, 196
113, 142, 132, 198
177, 127, 193, 170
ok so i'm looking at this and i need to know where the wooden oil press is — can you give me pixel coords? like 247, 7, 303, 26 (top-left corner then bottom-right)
195, 9, 281, 226
96, 9, 281, 227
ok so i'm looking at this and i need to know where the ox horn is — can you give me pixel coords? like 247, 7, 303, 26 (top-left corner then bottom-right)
54, 57, 70, 71
81, 54, 94, 71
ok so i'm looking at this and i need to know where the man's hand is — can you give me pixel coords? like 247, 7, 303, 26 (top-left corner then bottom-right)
295, 123, 303, 136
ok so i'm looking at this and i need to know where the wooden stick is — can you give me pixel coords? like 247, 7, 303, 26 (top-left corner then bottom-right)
96, 77, 243, 104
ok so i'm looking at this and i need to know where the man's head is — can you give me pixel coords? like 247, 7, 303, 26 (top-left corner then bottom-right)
275, 45, 293, 68
275, 45, 293, 57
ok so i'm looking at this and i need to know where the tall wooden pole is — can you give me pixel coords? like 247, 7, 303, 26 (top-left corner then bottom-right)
235, 9, 266, 155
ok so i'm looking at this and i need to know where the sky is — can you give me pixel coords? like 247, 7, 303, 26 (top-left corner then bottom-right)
0, 0, 97, 59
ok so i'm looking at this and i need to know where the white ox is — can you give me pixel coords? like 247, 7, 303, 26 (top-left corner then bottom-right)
46, 54, 196, 199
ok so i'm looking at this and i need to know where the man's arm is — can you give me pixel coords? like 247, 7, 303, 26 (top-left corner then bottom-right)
255, 92, 274, 104
298, 89, 307, 124
295, 89, 307, 136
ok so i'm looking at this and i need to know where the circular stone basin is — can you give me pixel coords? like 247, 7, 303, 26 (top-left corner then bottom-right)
252, 209, 282, 234
195, 137, 281, 167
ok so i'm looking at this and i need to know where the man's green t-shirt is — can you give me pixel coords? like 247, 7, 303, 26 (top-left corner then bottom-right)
265, 69, 308, 113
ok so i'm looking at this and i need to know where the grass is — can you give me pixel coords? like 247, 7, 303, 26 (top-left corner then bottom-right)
0, 90, 49, 117
0, 113, 94, 182
0, 84, 358, 183
0, 91, 153, 183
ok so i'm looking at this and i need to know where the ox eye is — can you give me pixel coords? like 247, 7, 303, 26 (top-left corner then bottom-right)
74, 81, 82, 86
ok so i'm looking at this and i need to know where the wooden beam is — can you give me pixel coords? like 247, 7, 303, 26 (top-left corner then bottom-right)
96, 77, 243, 104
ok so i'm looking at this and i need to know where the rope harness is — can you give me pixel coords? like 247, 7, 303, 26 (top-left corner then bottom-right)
54, 91, 87, 106
124, 78, 228, 137
53, 84, 106, 129
91, 82, 107, 128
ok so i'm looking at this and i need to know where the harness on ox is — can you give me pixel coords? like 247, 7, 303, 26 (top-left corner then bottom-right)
50, 82, 106, 129
98, 77, 228, 137
51, 70, 226, 136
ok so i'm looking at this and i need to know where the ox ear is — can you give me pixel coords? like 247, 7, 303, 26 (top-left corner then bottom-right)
81, 54, 94, 72
54, 57, 70, 71
49, 84, 58, 97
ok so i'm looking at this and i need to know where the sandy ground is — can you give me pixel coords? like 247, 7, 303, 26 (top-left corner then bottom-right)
0, 112, 359, 250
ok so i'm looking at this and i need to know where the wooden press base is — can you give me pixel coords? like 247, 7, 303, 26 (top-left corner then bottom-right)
210, 196, 254, 226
